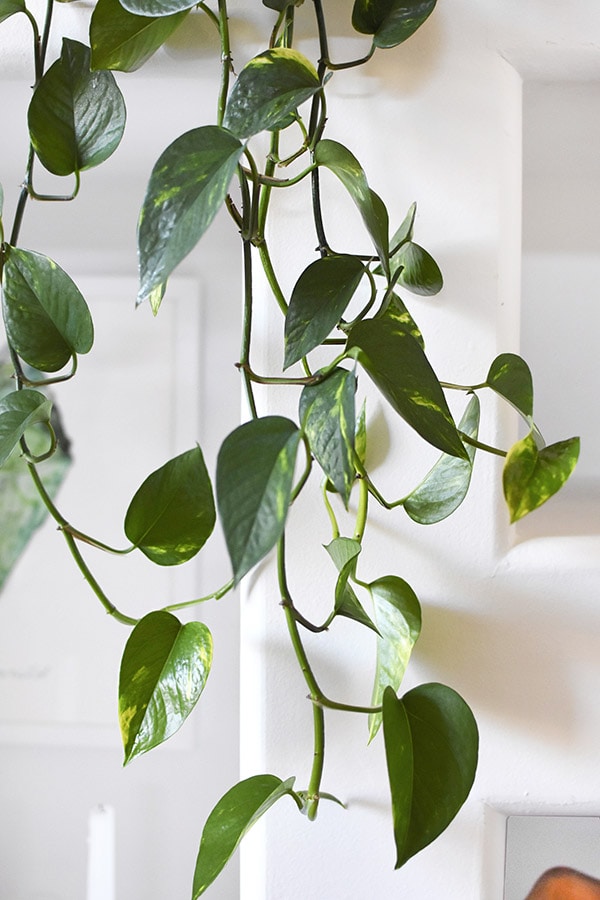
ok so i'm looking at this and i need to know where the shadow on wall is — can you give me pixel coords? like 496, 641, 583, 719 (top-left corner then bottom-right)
415, 595, 600, 744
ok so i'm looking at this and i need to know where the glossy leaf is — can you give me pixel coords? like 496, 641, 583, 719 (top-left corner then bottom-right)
223, 48, 320, 139
284, 255, 366, 369
325, 537, 379, 634
119, 611, 212, 764
352, 0, 437, 50
383, 683, 478, 868
315, 140, 389, 277
0, 389, 52, 468
390, 202, 416, 253
299, 368, 356, 507
124, 447, 215, 565
486, 353, 533, 420
2, 247, 94, 372
216, 416, 301, 584
119, 0, 196, 18
355, 400, 367, 466
404, 394, 479, 524
503, 432, 580, 523
137, 126, 243, 303
28, 39, 125, 176
90, 0, 190, 72
193, 775, 296, 898
0, 0, 25, 25
346, 316, 467, 459
383, 293, 424, 348
392, 242, 443, 296
368, 576, 421, 741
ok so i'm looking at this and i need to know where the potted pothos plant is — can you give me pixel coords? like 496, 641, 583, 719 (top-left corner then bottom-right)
0, 0, 580, 895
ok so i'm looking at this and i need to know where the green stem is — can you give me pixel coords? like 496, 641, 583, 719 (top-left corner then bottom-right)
26, 464, 137, 625
353, 475, 369, 542
322, 481, 340, 540
216, 0, 232, 127
460, 431, 507, 458
163, 578, 235, 612
278, 538, 325, 820
62, 531, 138, 626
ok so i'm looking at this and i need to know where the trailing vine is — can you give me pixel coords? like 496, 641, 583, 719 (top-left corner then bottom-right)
0, 0, 580, 895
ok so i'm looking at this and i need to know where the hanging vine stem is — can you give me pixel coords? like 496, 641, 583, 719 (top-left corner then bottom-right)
277, 535, 325, 820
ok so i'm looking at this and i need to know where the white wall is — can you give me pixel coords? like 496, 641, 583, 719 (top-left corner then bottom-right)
1, 2, 600, 900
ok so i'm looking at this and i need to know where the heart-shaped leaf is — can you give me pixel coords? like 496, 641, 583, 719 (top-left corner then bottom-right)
503, 432, 580, 523
300, 368, 356, 507
284, 255, 366, 369
2, 247, 93, 372
124, 447, 215, 565
90, 0, 190, 72
367, 576, 421, 742
393, 241, 443, 296
28, 39, 125, 176
119, 611, 212, 764
404, 394, 479, 524
216, 416, 301, 584
383, 682, 478, 868
223, 48, 320, 139
193, 775, 297, 898
486, 353, 533, 420
0, 389, 52, 467
314, 140, 389, 277
325, 537, 379, 634
346, 316, 467, 459
137, 126, 243, 303
352, 0, 437, 50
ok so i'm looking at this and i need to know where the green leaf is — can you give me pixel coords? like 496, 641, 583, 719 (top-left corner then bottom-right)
90, 0, 190, 72
486, 352, 533, 420
383, 683, 478, 868
390, 202, 417, 252
325, 537, 380, 634
216, 416, 301, 584
367, 576, 421, 742
382, 293, 424, 348
314, 140, 389, 277
300, 368, 356, 507
119, 611, 212, 764
0, 389, 52, 468
346, 316, 467, 459
392, 242, 443, 296
503, 432, 580, 523
124, 447, 215, 565
137, 126, 243, 303
2, 247, 94, 372
28, 39, 126, 177
284, 255, 366, 369
0, 360, 71, 588
355, 400, 367, 466
223, 48, 320, 139
352, 0, 438, 50
193, 775, 296, 898
0, 0, 25, 25
119, 0, 196, 17
404, 394, 479, 524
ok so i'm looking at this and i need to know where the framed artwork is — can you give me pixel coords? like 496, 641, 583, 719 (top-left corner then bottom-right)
504, 815, 600, 900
